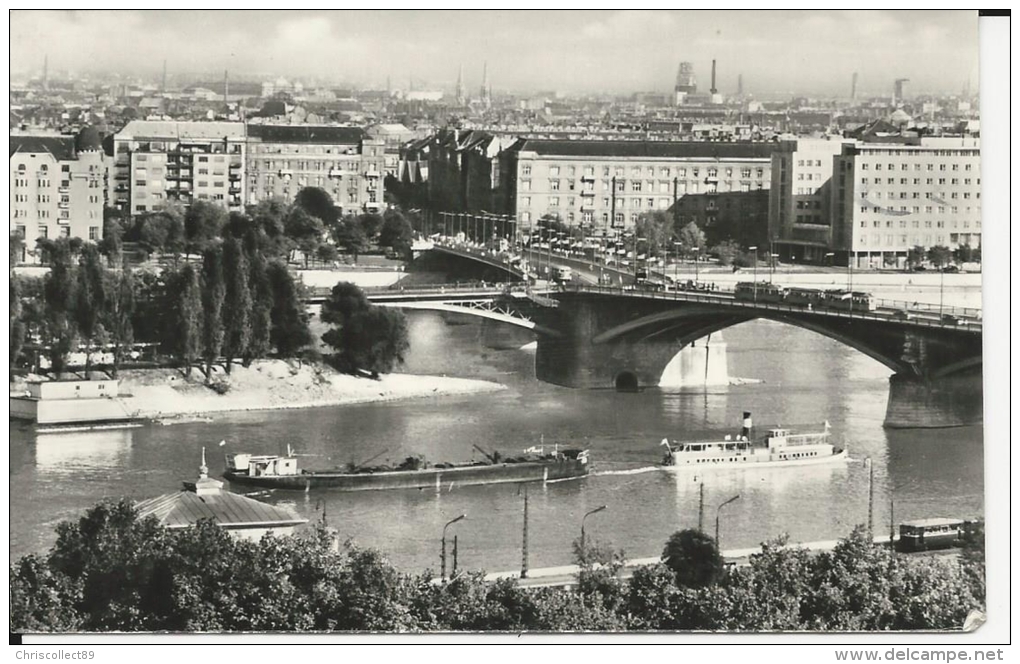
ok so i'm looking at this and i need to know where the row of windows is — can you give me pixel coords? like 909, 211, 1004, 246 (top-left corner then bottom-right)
861, 177, 978, 186
858, 148, 979, 158
520, 210, 638, 225
14, 225, 100, 240
859, 219, 980, 230
858, 205, 978, 215
860, 191, 977, 201
859, 162, 975, 172
521, 164, 768, 179
522, 196, 673, 210
857, 234, 978, 247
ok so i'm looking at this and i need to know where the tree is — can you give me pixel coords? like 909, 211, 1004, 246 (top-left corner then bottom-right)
106, 270, 136, 378
334, 216, 370, 263
379, 209, 414, 256
134, 208, 184, 260
245, 250, 273, 366
358, 212, 384, 241
172, 264, 203, 377
927, 245, 952, 269
185, 200, 227, 255
316, 243, 340, 265
661, 528, 724, 589
10, 276, 27, 374
74, 245, 109, 374
677, 221, 706, 259
320, 282, 409, 377
634, 210, 675, 258
266, 260, 312, 356
953, 244, 977, 264
249, 197, 293, 258
220, 238, 253, 374
200, 247, 226, 381
284, 207, 326, 268
906, 245, 926, 269
39, 238, 81, 375
10, 230, 25, 265
294, 187, 340, 227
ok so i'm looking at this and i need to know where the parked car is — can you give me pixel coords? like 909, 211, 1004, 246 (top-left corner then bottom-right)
941, 265, 960, 273
941, 314, 960, 325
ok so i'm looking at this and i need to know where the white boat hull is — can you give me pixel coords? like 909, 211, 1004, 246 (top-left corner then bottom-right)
663, 448, 849, 471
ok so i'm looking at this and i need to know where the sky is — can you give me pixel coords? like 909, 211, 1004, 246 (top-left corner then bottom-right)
10, 10, 980, 97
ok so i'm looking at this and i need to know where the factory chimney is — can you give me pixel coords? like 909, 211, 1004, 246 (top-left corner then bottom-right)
710, 59, 718, 94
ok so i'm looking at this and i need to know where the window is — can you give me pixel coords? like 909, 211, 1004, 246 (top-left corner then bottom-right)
521, 211, 531, 223
550, 180, 560, 191
522, 165, 531, 176
88, 226, 99, 240
632, 181, 642, 192
550, 166, 560, 176
550, 197, 560, 207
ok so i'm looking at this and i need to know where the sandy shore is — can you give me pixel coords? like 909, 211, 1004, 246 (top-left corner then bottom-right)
65, 360, 506, 419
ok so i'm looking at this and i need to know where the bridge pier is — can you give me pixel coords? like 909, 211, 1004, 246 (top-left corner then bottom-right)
884, 369, 983, 429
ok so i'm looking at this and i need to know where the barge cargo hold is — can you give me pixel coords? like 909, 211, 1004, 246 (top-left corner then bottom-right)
223, 448, 591, 492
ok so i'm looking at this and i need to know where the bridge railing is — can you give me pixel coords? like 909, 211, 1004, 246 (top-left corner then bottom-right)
560, 284, 982, 332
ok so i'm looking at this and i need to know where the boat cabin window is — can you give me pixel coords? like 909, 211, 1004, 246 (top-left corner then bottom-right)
769, 429, 788, 437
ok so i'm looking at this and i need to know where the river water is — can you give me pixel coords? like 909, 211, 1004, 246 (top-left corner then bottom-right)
9, 313, 984, 575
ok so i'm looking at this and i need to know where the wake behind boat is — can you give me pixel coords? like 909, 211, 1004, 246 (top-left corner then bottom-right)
660, 412, 848, 470
223, 444, 591, 491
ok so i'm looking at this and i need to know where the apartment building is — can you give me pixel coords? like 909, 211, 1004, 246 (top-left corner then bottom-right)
245, 125, 386, 214
832, 138, 981, 269
110, 121, 247, 214
499, 140, 775, 233
10, 128, 105, 263
769, 138, 853, 263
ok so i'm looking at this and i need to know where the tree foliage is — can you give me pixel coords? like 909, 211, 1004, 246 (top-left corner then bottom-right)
200, 246, 226, 380
320, 282, 409, 377
661, 528, 724, 589
634, 210, 676, 258
379, 209, 414, 256
221, 237, 253, 373
10, 508, 985, 633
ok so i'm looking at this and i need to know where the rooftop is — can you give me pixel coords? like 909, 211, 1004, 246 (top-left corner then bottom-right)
247, 124, 365, 144
9, 134, 78, 160
117, 120, 246, 141
136, 480, 307, 530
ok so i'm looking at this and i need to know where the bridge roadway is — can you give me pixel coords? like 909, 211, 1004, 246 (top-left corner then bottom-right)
305, 281, 982, 333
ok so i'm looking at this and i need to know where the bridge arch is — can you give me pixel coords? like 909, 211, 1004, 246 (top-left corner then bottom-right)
590, 305, 912, 375
375, 301, 561, 338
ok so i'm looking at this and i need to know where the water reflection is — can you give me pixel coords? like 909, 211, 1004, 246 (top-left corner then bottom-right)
33, 429, 134, 473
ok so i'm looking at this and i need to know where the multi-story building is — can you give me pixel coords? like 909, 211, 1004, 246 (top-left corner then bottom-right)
832, 138, 981, 269
769, 138, 853, 263
367, 123, 417, 175
10, 128, 106, 263
245, 125, 386, 214
110, 121, 247, 214
499, 140, 775, 233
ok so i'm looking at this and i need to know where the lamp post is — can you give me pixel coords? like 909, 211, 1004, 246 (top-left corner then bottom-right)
748, 245, 758, 301
769, 253, 779, 283
693, 246, 700, 285
441, 514, 466, 581
580, 505, 608, 549
673, 241, 682, 288
715, 494, 741, 550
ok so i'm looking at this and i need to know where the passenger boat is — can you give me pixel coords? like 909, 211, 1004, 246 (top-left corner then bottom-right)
660, 414, 847, 469
222, 444, 591, 491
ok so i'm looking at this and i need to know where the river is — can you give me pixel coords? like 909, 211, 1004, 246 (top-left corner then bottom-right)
9, 312, 984, 575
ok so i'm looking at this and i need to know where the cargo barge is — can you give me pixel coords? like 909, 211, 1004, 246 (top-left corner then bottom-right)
223, 446, 591, 491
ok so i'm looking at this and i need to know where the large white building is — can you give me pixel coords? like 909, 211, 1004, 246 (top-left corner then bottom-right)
111, 121, 247, 214
832, 138, 981, 269
10, 128, 106, 263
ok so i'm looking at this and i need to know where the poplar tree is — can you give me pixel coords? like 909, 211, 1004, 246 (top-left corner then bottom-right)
200, 246, 226, 382
75, 245, 108, 374
266, 260, 312, 356
175, 264, 203, 378
107, 269, 136, 378
245, 249, 272, 366
221, 237, 252, 374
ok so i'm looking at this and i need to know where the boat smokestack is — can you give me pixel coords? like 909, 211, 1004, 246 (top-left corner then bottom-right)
741, 411, 752, 440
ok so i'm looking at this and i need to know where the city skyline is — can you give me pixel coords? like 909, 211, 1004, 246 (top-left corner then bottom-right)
12, 9, 980, 97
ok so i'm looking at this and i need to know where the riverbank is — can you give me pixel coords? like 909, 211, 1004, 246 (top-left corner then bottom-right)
12, 360, 507, 419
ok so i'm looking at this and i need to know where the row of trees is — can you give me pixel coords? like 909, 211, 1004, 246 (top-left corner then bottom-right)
10, 500, 985, 633
907, 244, 980, 269
95, 188, 416, 269
11, 240, 137, 375
10, 217, 314, 377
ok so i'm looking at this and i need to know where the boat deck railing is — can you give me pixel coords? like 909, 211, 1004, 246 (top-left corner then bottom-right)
771, 432, 831, 447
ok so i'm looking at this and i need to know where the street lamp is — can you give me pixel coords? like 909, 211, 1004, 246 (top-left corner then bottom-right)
441, 514, 467, 581
769, 253, 779, 283
693, 246, 700, 285
673, 241, 682, 288
715, 494, 741, 551
580, 505, 608, 549
748, 245, 758, 301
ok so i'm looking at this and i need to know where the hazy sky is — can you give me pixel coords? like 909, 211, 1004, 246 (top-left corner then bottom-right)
11, 10, 980, 96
